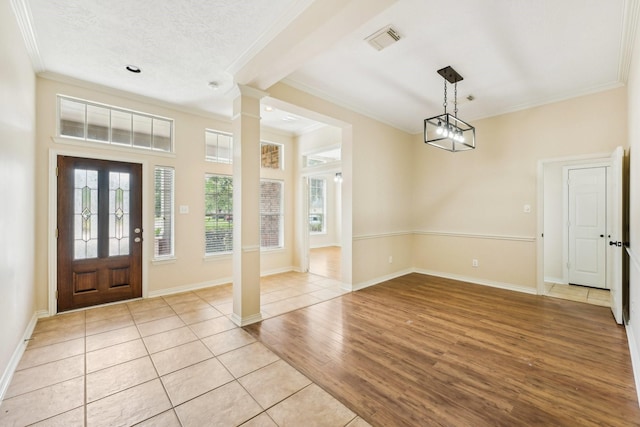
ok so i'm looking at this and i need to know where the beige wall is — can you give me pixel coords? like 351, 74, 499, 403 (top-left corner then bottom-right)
412, 87, 627, 290
0, 0, 37, 397
35, 77, 296, 311
268, 82, 415, 287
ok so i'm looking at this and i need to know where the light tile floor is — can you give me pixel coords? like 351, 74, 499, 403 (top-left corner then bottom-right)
0, 272, 369, 427
544, 282, 611, 307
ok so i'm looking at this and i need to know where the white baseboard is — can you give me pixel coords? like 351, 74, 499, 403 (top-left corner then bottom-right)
544, 276, 566, 285
0, 310, 43, 403
625, 323, 640, 406
351, 268, 413, 292
147, 268, 296, 299
230, 312, 263, 327
260, 266, 295, 277
147, 278, 233, 298
413, 269, 538, 295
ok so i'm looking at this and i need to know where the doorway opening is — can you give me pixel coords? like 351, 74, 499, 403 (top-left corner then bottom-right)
538, 147, 625, 323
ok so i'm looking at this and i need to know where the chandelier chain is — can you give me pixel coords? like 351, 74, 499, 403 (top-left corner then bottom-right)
443, 79, 447, 114
454, 82, 458, 117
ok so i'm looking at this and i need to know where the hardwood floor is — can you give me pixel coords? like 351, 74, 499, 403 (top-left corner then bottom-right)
245, 273, 640, 426
309, 246, 341, 281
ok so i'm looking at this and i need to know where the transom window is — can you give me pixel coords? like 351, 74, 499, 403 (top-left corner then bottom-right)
58, 96, 173, 153
261, 142, 282, 169
205, 130, 233, 164
304, 146, 341, 168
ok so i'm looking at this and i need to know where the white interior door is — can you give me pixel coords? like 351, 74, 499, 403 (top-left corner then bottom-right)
608, 146, 624, 324
568, 167, 607, 288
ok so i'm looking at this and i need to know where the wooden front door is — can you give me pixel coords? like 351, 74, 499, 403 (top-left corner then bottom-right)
57, 156, 143, 312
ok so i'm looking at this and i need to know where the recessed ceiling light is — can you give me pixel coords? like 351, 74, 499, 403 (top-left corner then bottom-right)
125, 65, 141, 73
264, 105, 274, 112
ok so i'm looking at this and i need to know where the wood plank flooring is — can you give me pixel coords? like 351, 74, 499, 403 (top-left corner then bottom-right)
309, 246, 341, 281
245, 273, 640, 426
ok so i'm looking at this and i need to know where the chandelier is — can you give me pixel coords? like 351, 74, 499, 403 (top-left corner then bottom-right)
424, 66, 475, 152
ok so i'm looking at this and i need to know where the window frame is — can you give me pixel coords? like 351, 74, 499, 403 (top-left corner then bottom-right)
204, 174, 234, 256
260, 141, 284, 170
153, 166, 175, 260
57, 95, 174, 153
308, 177, 327, 235
260, 179, 284, 250
205, 129, 233, 164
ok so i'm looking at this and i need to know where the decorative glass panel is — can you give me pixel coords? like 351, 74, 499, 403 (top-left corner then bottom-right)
111, 109, 132, 146
109, 172, 131, 256
152, 118, 172, 152
133, 115, 152, 149
73, 169, 98, 259
86, 104, 110, 142
60, 98, 86, 138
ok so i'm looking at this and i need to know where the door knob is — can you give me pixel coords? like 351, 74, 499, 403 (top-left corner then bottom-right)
600, 234, 604, 237
134, 237, 141, 243
134, 228, 141, 234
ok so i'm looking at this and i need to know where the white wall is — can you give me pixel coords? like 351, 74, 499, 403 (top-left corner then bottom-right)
626, 12, 640, 396
543, 162, 564, 283
0, 0, 37, 399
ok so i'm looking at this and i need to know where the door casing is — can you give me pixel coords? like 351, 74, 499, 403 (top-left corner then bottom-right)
48, 149, 150, 316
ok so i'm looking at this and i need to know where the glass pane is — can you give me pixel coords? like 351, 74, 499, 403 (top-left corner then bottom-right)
261, 143, 281, 169
73, 169, 98, 260
60, 98, 86, 138
154, 167, 174, 258
152, 118, 172, 152
132, 115, 152, 149
218, 134, 232, 164
309, 178, 326, 233
109, 171, 131, 256
111, 110, 132, 146
204, 175, 233, 254
87, 105, 109, 142
260, 181, 283, 248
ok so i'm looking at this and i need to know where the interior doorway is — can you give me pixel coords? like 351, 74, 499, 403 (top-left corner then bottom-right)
307, 170, 342, 280
538, 147, 625, 323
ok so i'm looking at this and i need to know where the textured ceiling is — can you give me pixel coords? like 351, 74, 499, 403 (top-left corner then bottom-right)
16, 0, 636, 135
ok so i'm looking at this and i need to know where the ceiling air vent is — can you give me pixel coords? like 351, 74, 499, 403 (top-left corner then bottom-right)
365, 26, 401, 51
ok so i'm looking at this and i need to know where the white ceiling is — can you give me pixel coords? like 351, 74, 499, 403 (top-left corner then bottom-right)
14, 0, 634, 135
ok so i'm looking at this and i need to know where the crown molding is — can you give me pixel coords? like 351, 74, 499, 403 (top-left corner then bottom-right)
618, 0, 640, 83
10, 0, 45, 72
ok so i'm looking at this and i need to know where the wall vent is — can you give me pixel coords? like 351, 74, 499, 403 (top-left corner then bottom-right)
365, 26, 401, 51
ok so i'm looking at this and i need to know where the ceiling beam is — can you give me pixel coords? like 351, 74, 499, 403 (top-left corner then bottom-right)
231, 0, 398, 90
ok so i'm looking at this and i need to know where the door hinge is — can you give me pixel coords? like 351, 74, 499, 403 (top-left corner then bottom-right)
55, 228, 58, 239
55, 290, 58, 299
56, 167, 59, 177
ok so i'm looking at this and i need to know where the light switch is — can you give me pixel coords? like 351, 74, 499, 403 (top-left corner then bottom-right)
179, 205, 189, 214
523, 204, 531, 213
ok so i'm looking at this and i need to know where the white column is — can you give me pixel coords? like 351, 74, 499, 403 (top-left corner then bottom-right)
230, 85, 267, 326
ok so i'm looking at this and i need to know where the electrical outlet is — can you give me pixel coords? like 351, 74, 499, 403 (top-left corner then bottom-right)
388, 256, 393, 264
472, 259, 479, 268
